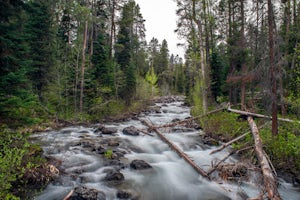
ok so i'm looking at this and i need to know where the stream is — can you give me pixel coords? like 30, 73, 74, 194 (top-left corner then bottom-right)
31, 97, 300, 200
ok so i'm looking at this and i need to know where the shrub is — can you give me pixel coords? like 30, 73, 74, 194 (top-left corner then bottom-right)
0, 128, 45, 199
104, 150, 113, 159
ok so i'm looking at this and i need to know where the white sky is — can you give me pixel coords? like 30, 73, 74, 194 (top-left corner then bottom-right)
135, 0, 185, 58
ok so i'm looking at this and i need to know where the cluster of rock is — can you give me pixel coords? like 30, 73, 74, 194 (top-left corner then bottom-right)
152, 95, 185, 104
67, 124, 154, 200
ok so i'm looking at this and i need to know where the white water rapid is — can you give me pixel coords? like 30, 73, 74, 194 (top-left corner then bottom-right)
31, 98, 300, 200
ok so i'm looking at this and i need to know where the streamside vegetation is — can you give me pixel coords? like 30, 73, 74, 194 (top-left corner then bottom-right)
1, 0, 300, 199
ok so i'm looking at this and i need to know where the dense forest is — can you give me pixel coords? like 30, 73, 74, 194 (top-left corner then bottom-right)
0, 0, 300, 199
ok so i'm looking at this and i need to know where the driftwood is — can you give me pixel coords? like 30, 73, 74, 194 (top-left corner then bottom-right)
208, 146, 254, 176
228, 107, 299, 123
141, 119, 210, 180
247, 116, 281, 200
63, 189, 74, 200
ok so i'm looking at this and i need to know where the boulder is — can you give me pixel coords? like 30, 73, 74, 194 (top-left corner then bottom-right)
101, 127, 118, 135
104, 169, 124, 181
70, 186, 106, 200
117, 190, 132, 199
94, 125, 105, 133
122, 126, 139, 136
130, 160, 152, 170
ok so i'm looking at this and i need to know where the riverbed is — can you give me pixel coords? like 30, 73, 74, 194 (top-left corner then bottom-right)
31, 97, 300, 200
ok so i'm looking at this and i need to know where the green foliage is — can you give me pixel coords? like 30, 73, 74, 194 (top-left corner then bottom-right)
260, 124, 300, 174
25, 0, 54, 101
0, 128, 45, 199
191, 79, 204, 125
210, 50, 228, 101
201, 111, 249, 141
104, 149, 113, 159
145, 66, 158, 86
145, 66, 158, 96
0, 95, 43, 126
136, 76, 158, 100
89, 98, 125, 121
91, 32, 114, 93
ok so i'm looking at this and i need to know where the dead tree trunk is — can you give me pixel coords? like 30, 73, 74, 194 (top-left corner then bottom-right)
141, 120, 210, 180
247, 116, 281, 200
268, 0, 278, 135
228, 107, 299, 123
80, 21, 88, 113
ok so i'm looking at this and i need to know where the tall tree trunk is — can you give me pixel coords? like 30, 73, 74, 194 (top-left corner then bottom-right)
109, 0, 116, 59
240, 0, 247, 109
193, 0, 208, 114
268, 0, 278, 135
280, 0, 291, 116
80, 21, 88, 113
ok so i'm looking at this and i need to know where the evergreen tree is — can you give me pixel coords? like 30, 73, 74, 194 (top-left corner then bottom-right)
25, 0, 54, 102
91, 30, 114, 98
0, 0, 38, 124
115, 0, 145, 104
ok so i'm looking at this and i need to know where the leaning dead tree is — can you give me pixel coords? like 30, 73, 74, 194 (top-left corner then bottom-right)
141, 119, 210, 180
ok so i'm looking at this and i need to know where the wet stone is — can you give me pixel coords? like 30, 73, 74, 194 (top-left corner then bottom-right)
104, 169, 124, 181
130, 160, 152, 170
93, 145, 106, 154
117, 190, 132, 199
122, 126, 140, 136
108, 140, 119, 146
70, 186, 106, 200
101, 127, 118, 135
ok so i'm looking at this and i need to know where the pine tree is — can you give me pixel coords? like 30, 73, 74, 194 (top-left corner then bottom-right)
115, 0, 145, 104
25, 0, 54, 102
0, 0, 38, 124
91, 30, 114, 98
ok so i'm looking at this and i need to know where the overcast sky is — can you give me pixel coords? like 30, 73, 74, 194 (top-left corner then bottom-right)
135, 0, 185, 58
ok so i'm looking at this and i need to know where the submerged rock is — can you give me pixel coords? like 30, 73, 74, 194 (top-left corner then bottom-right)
104, 169, 124, 181
70, 186, 106, 200
101, 127, 118, 135
122, 126, 140, 136
117, 190, 132, 199
130, 160, 152, 170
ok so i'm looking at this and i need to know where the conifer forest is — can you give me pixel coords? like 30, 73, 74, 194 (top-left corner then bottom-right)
0, 0, 300, 199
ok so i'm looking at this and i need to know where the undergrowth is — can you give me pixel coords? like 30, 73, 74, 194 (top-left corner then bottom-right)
197, 110, 300, 179
0, 127, 46, 199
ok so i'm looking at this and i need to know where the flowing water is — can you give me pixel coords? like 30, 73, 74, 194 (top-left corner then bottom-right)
31, 98, 300, 200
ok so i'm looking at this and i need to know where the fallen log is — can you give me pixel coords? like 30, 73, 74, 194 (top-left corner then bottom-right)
210, 131, 250, 155
136, 127, 154, 137
228, 107, 299, 123
247, 116, 281, 200
141, 119, 210, 180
